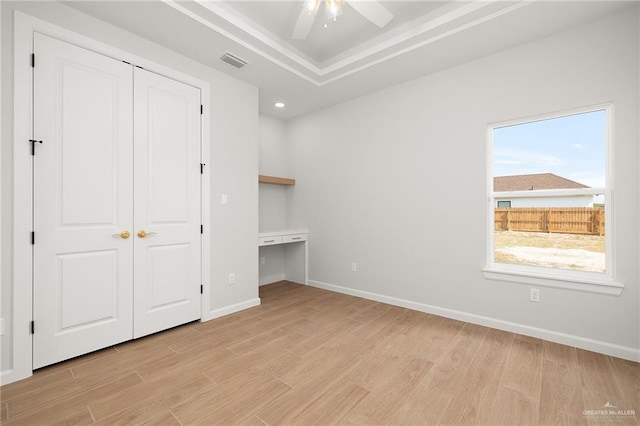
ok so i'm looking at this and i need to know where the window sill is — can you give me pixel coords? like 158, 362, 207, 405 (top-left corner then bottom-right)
482, 266, 623, 296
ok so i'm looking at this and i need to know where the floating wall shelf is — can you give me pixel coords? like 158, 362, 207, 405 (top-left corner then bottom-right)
258, 175, 295, 185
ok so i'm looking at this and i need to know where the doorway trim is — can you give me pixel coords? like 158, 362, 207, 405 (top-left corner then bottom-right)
9, 11, 211, 384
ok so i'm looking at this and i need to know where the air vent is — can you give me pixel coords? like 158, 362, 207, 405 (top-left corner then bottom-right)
220, 52, 248, 69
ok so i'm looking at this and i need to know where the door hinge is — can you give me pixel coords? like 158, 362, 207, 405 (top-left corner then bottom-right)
200, 105, 203, 115
31, 53, 35, 68
200, 285, 203, 294
200, 163, 205, 174
29, 139, 42, 156
200, 225, 204, 234
30, 321, 35, 334
31, 231, 35, 245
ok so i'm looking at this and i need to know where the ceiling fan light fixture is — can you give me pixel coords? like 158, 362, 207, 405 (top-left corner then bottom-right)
292, 0, 392, 39
325, 0, 343, 21
304, 0, 320, 16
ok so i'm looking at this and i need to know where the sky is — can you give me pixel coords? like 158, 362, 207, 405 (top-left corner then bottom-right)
492, 109, 606, 189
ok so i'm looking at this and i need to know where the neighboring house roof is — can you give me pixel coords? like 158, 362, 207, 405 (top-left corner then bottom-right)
494, 173, 590, 192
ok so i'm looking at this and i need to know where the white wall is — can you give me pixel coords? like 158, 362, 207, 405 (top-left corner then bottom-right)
0, 1, 4, 366
1, 1, 259, 380
258, 115, 288, 284
286, 9, 639, 359
259, 115, 288, 232
259, 115, 288, 179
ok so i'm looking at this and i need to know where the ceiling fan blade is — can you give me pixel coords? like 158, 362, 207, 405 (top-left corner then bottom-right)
347, 1, 393, 28
292, 6, 317, 39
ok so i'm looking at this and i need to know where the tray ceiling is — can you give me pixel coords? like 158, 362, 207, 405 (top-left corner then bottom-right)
64, 1, 635, 119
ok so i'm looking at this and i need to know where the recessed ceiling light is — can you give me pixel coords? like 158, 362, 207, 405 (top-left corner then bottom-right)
274, 102, 285, 108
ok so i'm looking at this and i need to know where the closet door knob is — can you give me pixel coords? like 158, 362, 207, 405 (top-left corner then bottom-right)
137, 230, 157, 238
112, 231, 131, 239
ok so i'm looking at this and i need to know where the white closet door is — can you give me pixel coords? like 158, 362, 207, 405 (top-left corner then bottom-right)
133, 68, 202, 338
32, 33, 134, 369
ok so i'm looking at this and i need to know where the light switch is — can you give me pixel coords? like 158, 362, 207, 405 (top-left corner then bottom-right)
221, 194, 228, 205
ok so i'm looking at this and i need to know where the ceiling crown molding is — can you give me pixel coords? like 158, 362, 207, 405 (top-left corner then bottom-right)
163, 0, 531, 86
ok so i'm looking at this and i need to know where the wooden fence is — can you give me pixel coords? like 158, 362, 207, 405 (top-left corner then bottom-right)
495, 207, 605, 236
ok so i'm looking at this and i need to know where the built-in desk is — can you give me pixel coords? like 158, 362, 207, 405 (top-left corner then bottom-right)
258, 230, 308, 285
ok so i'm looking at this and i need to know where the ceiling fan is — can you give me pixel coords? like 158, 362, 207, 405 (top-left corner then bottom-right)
292, 0, 394, 39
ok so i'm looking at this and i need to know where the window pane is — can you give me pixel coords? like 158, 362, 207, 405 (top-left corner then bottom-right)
491, 109, 607, 273
493, 204, 605, 273
493, 110, 606, 188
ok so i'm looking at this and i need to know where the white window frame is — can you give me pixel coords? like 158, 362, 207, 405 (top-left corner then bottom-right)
483, 104, 623, 296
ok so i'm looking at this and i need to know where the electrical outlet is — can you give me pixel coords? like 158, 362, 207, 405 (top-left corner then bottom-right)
260, 257, 266, 265
351, 263, 358, 272
228, 272, 235, 285
530, 288, 540, 303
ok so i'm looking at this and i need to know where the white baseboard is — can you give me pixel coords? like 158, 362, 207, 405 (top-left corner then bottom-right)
1, 368, 32, 386
201, 297, 261, 322
308, 280, 640, 362
0, 369, 14, 386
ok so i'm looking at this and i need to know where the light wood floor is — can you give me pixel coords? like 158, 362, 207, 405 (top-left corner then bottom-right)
1, 281, 638, 425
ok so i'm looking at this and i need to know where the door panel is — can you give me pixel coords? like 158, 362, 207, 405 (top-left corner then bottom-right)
60, 62, 120, 225
133, 68, 201, 338
148, 89, 190, 223
58, 250, 119, 330
147, 244, 191, 309
33, 33, 134, 369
